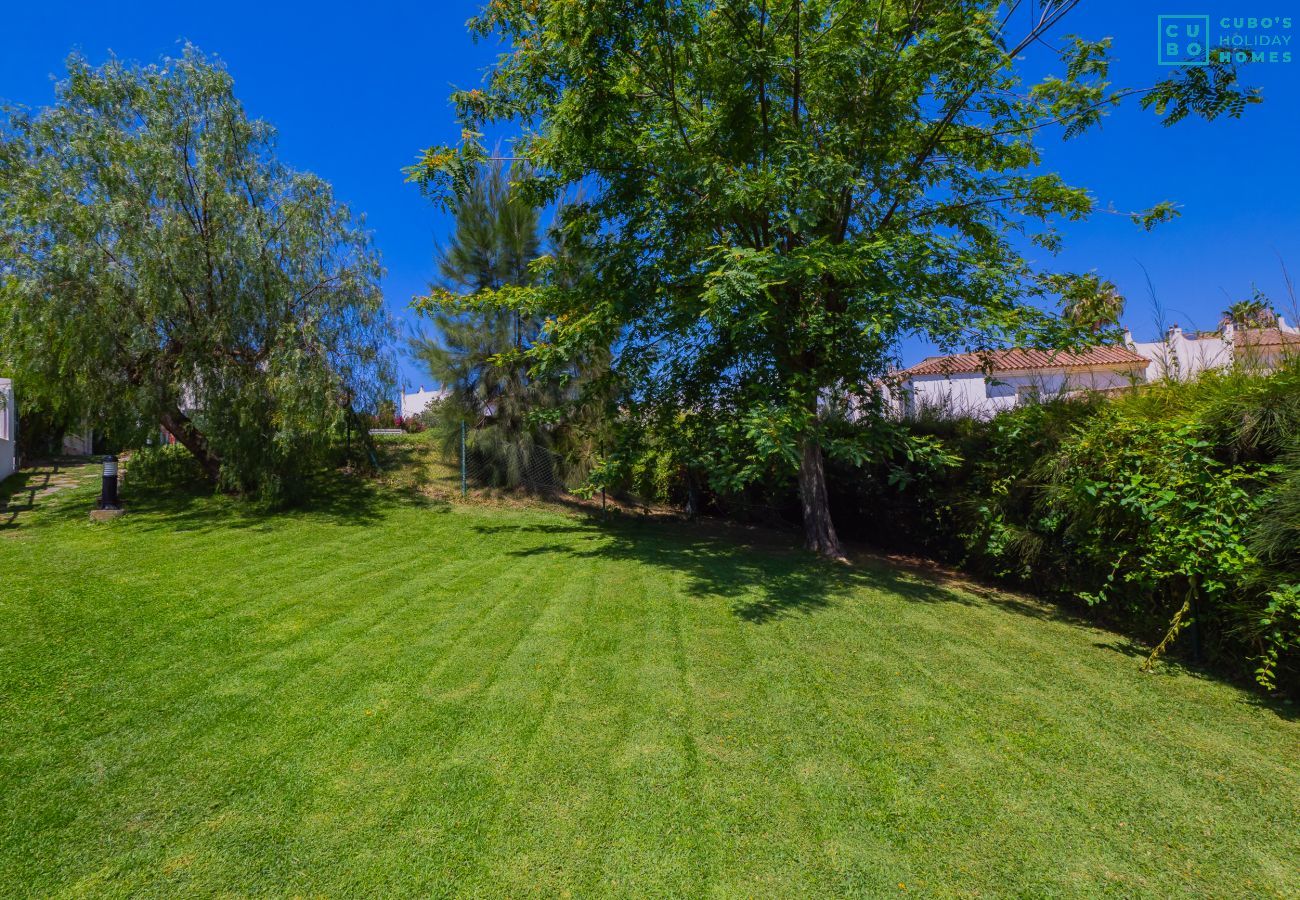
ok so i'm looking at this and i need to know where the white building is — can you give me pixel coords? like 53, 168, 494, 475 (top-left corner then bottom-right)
400, 386, 448, 421
1126, 326, 1231, 382
891, 346, 1149, 419
1235, 322, 1300, 370
0, 378, 16, 482
1128, 319, 1300, 381
890, 319, 1300, 420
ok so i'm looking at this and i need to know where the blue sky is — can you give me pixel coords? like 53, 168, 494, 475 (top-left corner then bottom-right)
3, 1, 1297, 393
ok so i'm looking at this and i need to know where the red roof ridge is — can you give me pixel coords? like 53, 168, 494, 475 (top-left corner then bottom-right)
1236, 327, 1300, 347
900, 345, 1148, 378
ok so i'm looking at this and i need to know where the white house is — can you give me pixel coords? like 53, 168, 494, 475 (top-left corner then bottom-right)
1126, 326, 1231, 382
1235, 322, 1300, 370
890, 319, 1300, 420
400, 386, 448, 420
0, 378, 16, 482
891, 345, 1150, 419
1127, 319, 1300, 382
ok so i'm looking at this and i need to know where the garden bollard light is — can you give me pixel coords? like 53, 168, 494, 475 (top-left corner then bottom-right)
99, 455, 121, 510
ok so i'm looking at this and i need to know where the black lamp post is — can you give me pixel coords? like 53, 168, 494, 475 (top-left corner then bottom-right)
99, 455, 121, 510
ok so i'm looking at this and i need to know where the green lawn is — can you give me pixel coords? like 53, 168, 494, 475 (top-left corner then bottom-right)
2, 463, 1297, 897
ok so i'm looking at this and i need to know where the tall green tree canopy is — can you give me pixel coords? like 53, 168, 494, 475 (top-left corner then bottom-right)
412, 159, 554, 485
412, 160, 606, 487
0, 48, 392, 497
414, 157, 543, 413
413, 0, 1259, 556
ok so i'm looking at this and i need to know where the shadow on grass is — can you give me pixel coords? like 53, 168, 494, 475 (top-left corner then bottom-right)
372, 434, 462, 497
1091, 636, 1206, 683
375, 439, 435, 492
1240, 689, 1299, 721
473, 514, 977, 624
973, 588, 1092, 628
116, 471, 449, 535
474, 511, 1300, 716
0, 470, 44, 529
1092, 636, 1300, 720
1, 458, 97, 530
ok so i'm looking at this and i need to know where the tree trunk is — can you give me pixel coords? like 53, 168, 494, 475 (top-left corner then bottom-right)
684, 468, 701, 520
159, 405, 221, 482
797, 437, 845, 559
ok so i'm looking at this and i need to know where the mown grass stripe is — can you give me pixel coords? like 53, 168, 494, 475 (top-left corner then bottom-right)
0, 467, 1296, 897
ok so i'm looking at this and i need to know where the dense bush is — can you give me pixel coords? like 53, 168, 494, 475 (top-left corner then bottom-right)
831, 361, 1300, 694
123, 444, 211, 492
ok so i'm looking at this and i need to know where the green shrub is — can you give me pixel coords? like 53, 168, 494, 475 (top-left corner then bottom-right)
833, 361, 1300, 695
1044, 409, 1270, 670
123, 444, 211, 492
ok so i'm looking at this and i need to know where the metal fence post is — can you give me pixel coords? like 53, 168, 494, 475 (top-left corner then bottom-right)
460, 420, 467, 499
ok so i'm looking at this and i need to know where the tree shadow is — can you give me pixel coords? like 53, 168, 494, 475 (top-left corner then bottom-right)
1088, 636, 1300, 721
372, 435, 463, 499
476, 510, 1300, 714
1090, 635, 1209, 683
473, 514, 977, 624
1239, 689, 1299, 721
841, 549, 1096, 628
114, 472, 448, 536
975, 588, 1093, 627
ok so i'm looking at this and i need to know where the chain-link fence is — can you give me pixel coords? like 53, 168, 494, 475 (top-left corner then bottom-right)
453, 422, 576, 497
444, 423, 793, 525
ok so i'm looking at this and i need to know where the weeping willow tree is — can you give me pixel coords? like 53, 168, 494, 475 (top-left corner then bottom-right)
411, 160, 593, 489
0, 48, 392, 501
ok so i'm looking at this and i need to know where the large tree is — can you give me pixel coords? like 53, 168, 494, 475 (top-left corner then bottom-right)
413, 1, 1258, 556
0, 48, 391, 496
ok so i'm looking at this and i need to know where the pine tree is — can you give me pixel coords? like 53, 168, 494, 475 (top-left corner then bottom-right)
411, 161, 563, 488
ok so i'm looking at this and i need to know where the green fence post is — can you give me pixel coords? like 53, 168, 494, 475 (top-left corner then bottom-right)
460, 420, 467, 499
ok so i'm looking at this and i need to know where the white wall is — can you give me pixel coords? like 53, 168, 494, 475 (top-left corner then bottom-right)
895, 319, 1300, 420
0, 379, 15, 483
901, 373, 997, 418
400, 387, 448, 420
900, 367, 1143, 419
1128, 327, 1231, 382
1127, 319, 1300, 382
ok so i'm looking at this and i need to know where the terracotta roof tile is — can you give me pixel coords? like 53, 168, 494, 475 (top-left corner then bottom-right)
901, 345, 1148, 378
1237, 328, 1300, 347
